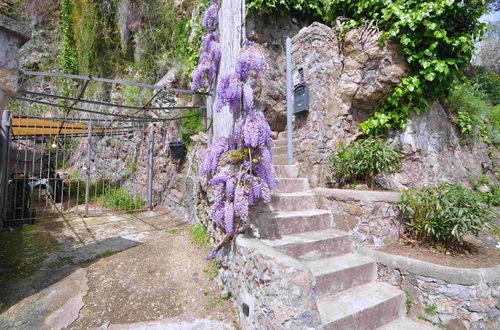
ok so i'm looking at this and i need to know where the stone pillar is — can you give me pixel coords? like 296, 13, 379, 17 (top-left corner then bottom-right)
0, 14, 30, 116
0, 14, 29, 229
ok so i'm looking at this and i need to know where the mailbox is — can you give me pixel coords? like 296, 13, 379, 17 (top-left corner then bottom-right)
294, 83, 309, 114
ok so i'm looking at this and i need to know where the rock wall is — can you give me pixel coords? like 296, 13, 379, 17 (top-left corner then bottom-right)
359, 248, 500, 330
287, 22, 407, 187
218, 236, 321, 329
315, 188, 402, 249
378, 102, 495, 190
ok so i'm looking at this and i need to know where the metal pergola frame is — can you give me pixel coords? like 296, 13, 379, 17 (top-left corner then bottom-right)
0, 71, 207, 226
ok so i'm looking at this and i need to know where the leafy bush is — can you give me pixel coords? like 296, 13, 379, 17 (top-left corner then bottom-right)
399, 183, 492, 246
329, 137, 401, 187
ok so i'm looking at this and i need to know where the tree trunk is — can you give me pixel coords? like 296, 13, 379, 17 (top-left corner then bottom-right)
212, 0, 244, 140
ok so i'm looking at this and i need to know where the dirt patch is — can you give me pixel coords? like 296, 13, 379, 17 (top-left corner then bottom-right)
68, 228, 237, 328
381, 238, 500, 268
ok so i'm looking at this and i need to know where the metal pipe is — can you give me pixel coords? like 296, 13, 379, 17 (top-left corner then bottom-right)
0, 111, 12, 229
147, 130, 154, 211
286, 37, 294, 165
17, 90, 206, 111
84, 121, 92, 217
21, 70, 209, 95
13, 97, 202, 122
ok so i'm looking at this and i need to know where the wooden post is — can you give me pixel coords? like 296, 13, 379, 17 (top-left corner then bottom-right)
212, 0, 244, 139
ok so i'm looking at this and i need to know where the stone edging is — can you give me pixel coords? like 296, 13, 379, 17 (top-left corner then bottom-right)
314, 188, 401, 203
358, 246, 500, 285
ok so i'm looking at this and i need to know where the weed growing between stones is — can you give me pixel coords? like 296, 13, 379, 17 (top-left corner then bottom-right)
190, 224, 210, 248
404, 290, 413, 315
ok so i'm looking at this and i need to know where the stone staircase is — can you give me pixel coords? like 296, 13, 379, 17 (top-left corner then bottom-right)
258, 131, 436, 329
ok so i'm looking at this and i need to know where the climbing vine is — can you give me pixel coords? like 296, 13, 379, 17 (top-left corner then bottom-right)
248, 0, 488, 135
59, 0, 77, 75
194, 0, 276, 259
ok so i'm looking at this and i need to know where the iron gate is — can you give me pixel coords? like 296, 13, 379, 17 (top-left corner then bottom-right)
0, 71, 206, 225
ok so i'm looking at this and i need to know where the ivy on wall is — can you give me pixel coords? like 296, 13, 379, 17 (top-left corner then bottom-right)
247, 0, 488, 135
59, 0, 77, 75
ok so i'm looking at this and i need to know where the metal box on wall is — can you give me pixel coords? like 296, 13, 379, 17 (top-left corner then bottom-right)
294, 84, 309, 114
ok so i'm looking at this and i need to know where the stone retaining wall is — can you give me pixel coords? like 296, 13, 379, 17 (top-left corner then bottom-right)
315, 188, 402, 248
218, 236, 321, 329
359, 247, 500, 330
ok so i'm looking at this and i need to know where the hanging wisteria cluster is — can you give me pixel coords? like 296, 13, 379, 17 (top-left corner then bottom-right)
191, 0, 221, 91
200, 110, 276, 259
192, 1, 275, 259
216, 47, 266, 112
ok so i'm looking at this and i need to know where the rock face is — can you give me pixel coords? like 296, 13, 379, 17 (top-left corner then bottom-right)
288, 22, 407, 187
377, 102, 494, 190
256, 21, 495, 189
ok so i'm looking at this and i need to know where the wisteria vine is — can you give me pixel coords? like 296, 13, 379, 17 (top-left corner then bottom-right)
193, 0, 275, 259
191, 0, 221, 91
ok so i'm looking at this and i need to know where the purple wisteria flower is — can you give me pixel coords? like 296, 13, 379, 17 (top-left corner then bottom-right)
216, 73, 242, 113
224, 201, 234, 234
191, 5, 220, 91
235, 48, 266, 82
202, 5, 219, 31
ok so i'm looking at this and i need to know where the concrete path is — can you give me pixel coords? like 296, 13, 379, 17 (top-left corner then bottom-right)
0, 210, 236, 329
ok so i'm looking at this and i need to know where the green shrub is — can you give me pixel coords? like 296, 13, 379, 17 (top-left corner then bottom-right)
398, 183, 492, 246
444, 76, 500, 145
329, 137, 401, 187
100, 188, 146, 213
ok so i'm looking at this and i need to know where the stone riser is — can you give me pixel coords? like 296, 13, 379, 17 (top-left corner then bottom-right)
274, 234, 353, 261
322, 293, 404, 330
273, 154, 290, 165
272, 145, 288, 155
269, 193, 316, 212
272, 139, 288, 148
311, 259, 376, 298
319, 284, 405, 330
255, 210, 333, 239
273, 165, 298, 178
274, 178, 309, 193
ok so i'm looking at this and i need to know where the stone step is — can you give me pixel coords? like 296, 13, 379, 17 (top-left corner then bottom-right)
278, 131, 288, 140
377, 317, 438, 330
254, 209, 334, 239
275, 178, 309, 193
272, 139, 288, 148
273, 154, 290, 165
262, 228, 353, 261
273, 165, 298, 178
272, 145, 288, 155
269, 191, 316, 212
318, 282, 405, 330
305, 254, 376, 298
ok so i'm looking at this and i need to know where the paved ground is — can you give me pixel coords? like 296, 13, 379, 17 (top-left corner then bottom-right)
0, 208, 237, 329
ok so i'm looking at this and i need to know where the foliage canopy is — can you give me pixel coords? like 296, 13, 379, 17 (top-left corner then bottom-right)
248, 0, 488, 135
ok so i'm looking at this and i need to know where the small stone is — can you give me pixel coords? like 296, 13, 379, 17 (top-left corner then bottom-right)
444, 319, 467, 330
478, 185, 490, 193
